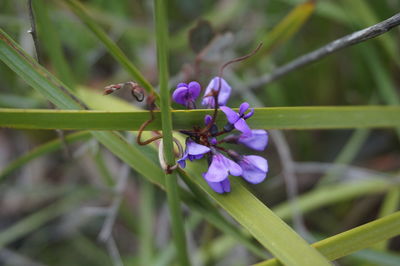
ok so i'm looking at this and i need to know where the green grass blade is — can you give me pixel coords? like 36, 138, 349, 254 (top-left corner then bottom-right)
254, 211, 400, 265
0, 28, 85, 109
63, 0, 158, 100
154, 0, 190, 264
184, 163, 330, 266
1, 106, 400, 130
0, 131, 91, 180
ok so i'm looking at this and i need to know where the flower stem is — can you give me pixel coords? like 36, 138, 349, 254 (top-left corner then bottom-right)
153, 0, 190, 265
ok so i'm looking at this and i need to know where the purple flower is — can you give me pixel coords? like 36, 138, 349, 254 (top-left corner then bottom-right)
172, 81, 201, 108
203, 174, 231, 194
238, 130, 268, 151
202, 77, 231, 108
220, 102, 254, 136
238, 155, 268, 184
203, 153, 242, 183
177, 139, 210, 168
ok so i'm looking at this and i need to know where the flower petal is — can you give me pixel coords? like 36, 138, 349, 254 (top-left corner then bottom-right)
239, 102, 250, 116
224, 157, 242, 176
177, 83, 187, 88
238, 130, 268, 151
204, 115, 212, 125
202, 174, 230, 194
204, 154, 229, 182
188, 81, 201, 100
234, 118, 252, 137
186, 140, 210, 155
239, 155, 268, 184
243, 108, 254, 119
202, 77, 232, 107
177, 153, 188, 168
220, 106, 239, 124
172, 86, 188, 105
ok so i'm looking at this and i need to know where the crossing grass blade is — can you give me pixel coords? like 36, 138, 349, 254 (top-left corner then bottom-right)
254, 211, 400, 265
1, 106, 400, 131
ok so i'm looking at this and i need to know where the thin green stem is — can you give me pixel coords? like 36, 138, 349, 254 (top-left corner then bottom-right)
154, 0, 190, 265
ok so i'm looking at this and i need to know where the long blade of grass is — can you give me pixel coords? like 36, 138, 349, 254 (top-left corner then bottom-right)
184, 162, 330, 266
254, 211, 400, 265
2, 106, 400, 131
154, 0, 190, 264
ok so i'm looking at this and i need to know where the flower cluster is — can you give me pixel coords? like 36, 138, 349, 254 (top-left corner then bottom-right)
173, 77, 268, 193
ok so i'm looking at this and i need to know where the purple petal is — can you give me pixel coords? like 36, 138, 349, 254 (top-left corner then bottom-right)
177, 153, 188, 168
186, 140, 210, 155
220, 106, 239, 124
238, 130, 268, 151
202, 77, 232, 108
234, 118, 252, 137
177, 83, 187, 88
239, 155, 268, 184
188, 81, 201, 100
210, 137, 217, 145
172, 86, 188, 105
204, 115, 212, 125
204, 154, 230, 182
204, 153, 241, 182
202, 174, 231, 194
243, 108, 254, 119
225, 157, 242, 176
239, 102, 250, 116
188, 154, 204, 161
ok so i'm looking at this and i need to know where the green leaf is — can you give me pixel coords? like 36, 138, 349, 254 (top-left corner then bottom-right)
254, 211, 400, 265
184, 162, 330, 266
154, 0, 190, 263
1, 106, 400, 130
